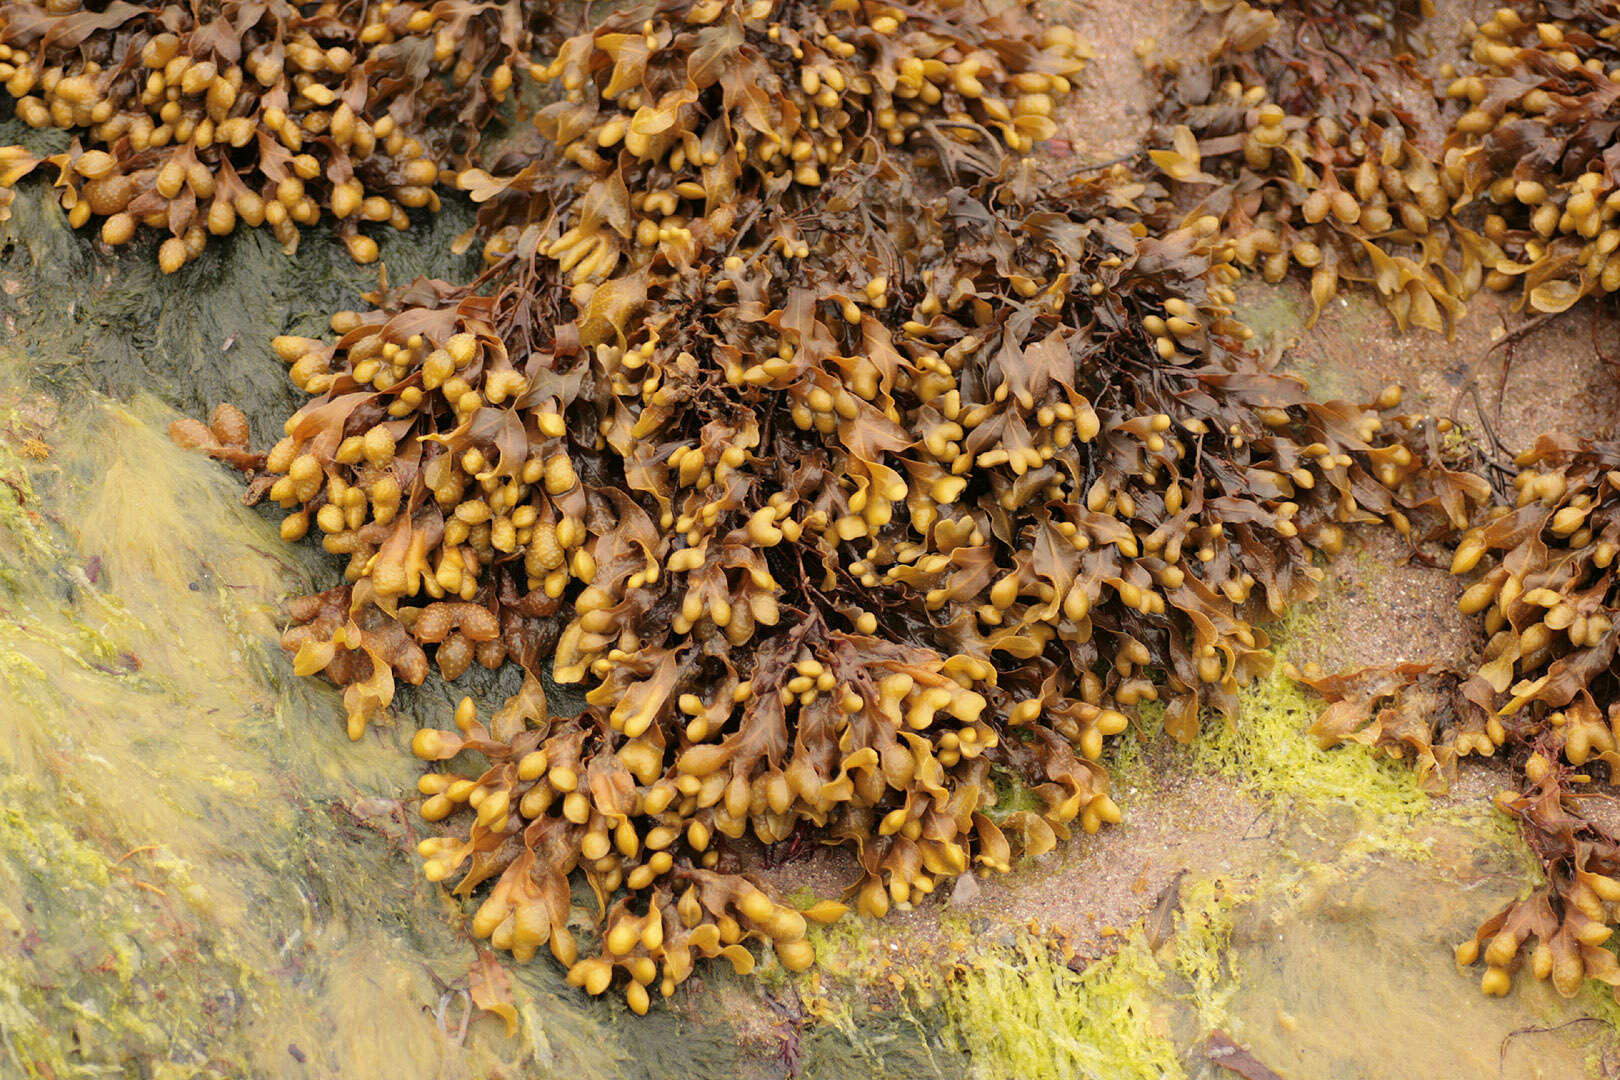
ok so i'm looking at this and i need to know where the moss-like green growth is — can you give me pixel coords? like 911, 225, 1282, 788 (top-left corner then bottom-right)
1192, 626, 1429, 819
942, 876, 1244, 1080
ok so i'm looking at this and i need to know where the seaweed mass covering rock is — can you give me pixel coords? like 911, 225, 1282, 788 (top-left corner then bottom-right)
224, 0, 1489, 1012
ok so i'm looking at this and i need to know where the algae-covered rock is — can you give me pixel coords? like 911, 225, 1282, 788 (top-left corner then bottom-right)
0, 174, 480, 447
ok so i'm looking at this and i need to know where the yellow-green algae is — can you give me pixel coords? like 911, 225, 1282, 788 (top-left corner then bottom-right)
943, 877, 1243, 1080
1194, 663, 1428, 817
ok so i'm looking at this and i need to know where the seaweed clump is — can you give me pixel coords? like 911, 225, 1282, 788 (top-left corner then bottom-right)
0, 0, 547, 268
1145, 0, 1480, 333
1304, 434, 1620, 1001
1150, 0, 1620, 331
225, 0, 1483, 1010
1441, 3, 1620, 312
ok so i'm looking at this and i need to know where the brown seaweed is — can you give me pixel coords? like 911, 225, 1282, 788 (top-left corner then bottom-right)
0, 0, 549, 266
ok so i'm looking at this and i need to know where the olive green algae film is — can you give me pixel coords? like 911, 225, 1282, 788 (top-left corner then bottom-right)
0, 178, 479, 445
1, 137, 1616, 1080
